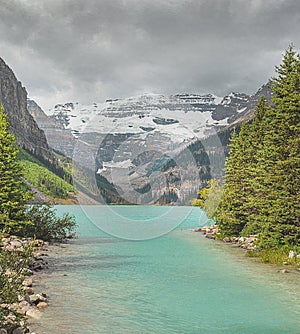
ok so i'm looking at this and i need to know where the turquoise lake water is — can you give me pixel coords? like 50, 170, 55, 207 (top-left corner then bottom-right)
34, 206, 300, 334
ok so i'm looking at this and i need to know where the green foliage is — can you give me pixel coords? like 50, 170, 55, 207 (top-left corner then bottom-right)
0, 104, 77, 329
192, 179, 223, 221
256, 45, 300, 247
216, 123, 254, 237
18, 149, 74, 199
0, 245, 32, 303
0, 243, 33, 326
215, 45, 300, 249
24, 204, 77, 241
0, 106, 33, 233
246, 246, 300, 266
259, 247, 299, 266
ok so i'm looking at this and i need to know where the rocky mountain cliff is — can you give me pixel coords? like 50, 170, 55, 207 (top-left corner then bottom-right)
0, 56, 126, 204
230, 82, 273, 123
0, 57, 55, 164
27, 99, 75, 158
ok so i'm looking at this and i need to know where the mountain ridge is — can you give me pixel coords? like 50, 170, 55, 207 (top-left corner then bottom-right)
27, 84, 272, 205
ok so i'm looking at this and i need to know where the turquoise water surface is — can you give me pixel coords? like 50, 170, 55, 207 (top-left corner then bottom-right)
34, 206, 300, 334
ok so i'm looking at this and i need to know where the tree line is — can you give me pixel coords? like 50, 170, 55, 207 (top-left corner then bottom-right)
200, 45, 300, 250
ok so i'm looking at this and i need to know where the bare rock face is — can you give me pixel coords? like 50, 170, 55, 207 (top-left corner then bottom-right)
0, 57, 54, 163
230, 82, 273, 124
27, 99, 75, 158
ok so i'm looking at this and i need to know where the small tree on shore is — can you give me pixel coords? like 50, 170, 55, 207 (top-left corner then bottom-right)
0, 105, 33, 233
25, 204, 76, 241
192, 179, 223, 222
216, 123, 253, 237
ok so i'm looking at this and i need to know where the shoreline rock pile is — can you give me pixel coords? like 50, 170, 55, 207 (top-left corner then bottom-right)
194, 225, 258, 251
193, 225, 219, 240
0, 236, 50, 334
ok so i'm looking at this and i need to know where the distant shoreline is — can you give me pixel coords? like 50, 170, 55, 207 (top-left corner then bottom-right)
193, 225, 300, 273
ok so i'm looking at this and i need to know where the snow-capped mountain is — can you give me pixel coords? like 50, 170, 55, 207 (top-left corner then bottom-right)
49, 92, 250, 141
28, 86, 271, 205
42, 92, 254, 204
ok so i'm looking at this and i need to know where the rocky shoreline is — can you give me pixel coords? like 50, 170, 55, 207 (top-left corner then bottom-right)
194, 225, 258, 251
0, 236, 50, 334
194, 225, 300, 273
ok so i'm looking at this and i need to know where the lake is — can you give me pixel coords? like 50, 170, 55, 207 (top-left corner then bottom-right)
32, 206, 300, 333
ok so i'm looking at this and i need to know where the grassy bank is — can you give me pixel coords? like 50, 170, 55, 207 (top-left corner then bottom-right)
246, 247, 300, 267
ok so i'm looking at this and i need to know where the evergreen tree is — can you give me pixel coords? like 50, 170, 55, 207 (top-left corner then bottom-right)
241, 97, 271, 236
256, 45, 300, 247
216, 122, 252, 236
216, 45, 300, 248
0, 105, 32, 233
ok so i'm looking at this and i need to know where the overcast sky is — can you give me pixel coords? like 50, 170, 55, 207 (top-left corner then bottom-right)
0, 0, 300, 112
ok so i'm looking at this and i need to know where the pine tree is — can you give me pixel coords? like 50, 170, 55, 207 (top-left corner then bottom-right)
216, 122, 252, 237
217, 45, 300, 248
0, 105, 32, 233
241, 97, 271, 236
256, 45, 300, 247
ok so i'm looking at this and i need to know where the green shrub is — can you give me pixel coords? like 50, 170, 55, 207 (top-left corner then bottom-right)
0, 243, 33, 328
246, 246, 300, 266
24, 205, 77, 242
259, 247, 299, 266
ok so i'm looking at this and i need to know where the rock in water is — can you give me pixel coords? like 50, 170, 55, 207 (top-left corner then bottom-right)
26, 308, 42, 320
12, 328, 24, 334
37, 302, 48, 309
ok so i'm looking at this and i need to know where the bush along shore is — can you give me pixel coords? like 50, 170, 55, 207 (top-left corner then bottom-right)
0, 235, 50, 334
194, 225, 300, 271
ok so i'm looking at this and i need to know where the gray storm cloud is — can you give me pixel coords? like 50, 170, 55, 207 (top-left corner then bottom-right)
0, 0, 300, 111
